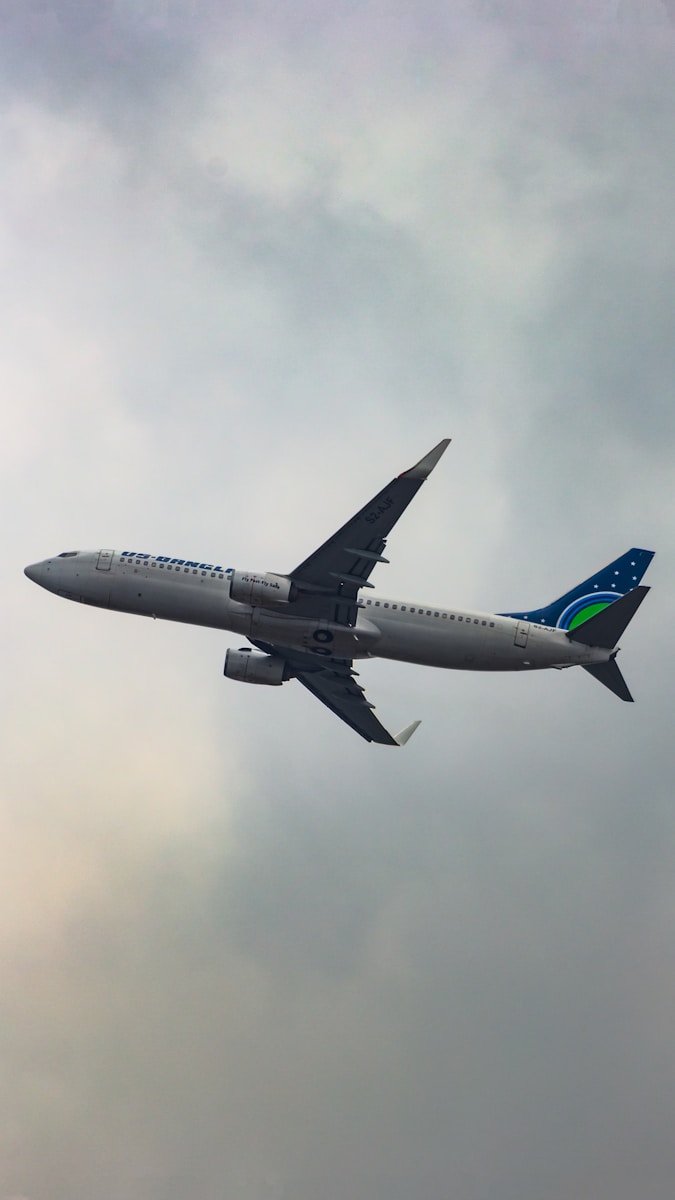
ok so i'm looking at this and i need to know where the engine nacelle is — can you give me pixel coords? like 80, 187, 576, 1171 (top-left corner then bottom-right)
224, 648, 289, 686
229, 570, 296, 607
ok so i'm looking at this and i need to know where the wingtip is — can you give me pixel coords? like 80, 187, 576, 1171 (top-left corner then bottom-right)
394, 719, 421, 746
402, 438, 451, 480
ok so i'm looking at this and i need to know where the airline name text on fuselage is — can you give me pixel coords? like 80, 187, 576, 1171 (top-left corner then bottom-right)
121, 552, 231, 572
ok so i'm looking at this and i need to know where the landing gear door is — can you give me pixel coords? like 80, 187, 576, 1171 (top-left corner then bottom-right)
514, 621, 530, 649
96, 549, 114, 571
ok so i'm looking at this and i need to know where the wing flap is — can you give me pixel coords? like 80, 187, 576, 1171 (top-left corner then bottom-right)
249, 638, 401, 744
296, 668, 399, 745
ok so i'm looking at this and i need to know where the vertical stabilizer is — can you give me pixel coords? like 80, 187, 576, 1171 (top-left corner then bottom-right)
501, 547, 654, 629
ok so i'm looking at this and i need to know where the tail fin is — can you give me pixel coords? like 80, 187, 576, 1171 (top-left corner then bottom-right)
583, 658, 634, 702
501, 547, 654, 630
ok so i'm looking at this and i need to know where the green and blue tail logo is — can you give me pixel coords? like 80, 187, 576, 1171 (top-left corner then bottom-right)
501, 547, 654, 629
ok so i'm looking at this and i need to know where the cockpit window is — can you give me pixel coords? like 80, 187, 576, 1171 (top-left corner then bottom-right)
58, 551, 78, 557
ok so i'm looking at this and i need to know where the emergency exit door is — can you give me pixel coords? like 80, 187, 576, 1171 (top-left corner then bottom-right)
514, 621, 530, 648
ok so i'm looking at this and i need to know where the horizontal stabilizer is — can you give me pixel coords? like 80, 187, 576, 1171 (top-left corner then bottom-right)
583, 658, 633, 702
567, 585, 649, 648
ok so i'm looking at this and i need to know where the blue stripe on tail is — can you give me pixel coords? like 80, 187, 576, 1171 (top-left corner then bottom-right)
500, 547, 654, 630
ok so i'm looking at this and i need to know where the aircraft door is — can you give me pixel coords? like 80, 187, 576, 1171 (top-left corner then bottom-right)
514, 621, 530, 649
96, 549, 114, 571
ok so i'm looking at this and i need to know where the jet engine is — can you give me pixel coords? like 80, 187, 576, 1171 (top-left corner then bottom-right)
224, 648, 290, 686
229, 570, 296, 606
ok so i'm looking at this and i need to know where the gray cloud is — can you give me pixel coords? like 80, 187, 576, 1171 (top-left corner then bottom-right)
2, 5, 674, 1199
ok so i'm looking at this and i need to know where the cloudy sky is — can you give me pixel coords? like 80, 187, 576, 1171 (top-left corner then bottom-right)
2, 2, 675, 1197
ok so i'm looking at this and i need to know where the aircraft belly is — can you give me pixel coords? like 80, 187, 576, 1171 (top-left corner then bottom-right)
368, 615, 583, 672
108, 574, 235, 628
64, 578, 110, 607
371, 616, 501, 669
249, 609, 381, 657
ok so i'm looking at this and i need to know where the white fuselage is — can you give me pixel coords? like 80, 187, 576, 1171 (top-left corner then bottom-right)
25, 550, 613, 675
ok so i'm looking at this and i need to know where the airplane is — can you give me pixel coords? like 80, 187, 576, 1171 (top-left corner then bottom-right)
24, 439, 654, 745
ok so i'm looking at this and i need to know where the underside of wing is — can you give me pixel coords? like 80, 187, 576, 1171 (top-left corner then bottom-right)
249, 639, 400, 744
296, 664, 399, 745
287, 438, 450, 626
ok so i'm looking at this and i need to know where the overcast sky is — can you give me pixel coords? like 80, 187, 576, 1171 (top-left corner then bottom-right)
2, 3, 675, 1198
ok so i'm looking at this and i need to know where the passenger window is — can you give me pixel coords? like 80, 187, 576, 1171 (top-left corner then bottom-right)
434, 612, 439, 618
450, 614, 455, 620
392, 604, 397, 610
489, 621, 495, 627
384, 603, 389, 609
442, 612, 447, 618
375, 601, 380, 607
458, 615, 462, 622
481, 620, 486, 626
474, 619, 479, 625
218, 574, 224, 579
401, 606, 406, 612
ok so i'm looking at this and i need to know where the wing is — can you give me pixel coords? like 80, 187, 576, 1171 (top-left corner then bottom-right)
297, 660, 399, 745
249, 639, 418, 745
288, 438, 450, 626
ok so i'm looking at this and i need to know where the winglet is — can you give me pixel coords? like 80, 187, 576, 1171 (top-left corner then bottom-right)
401, 438, 451, 480
395, 719, 421, 746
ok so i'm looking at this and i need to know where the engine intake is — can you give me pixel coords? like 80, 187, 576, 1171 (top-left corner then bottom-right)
229, 570, 296, 607
224, 648, 289, 686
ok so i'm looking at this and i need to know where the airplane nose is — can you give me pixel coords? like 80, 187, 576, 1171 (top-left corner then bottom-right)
25, 560, 53, 587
